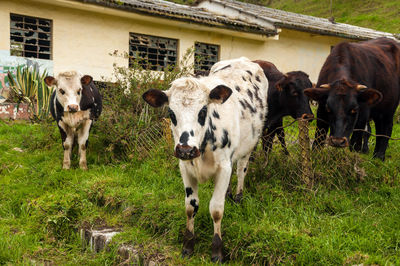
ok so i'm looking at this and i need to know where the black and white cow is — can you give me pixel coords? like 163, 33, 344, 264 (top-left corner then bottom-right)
44, 71, 102, 170
142, 57, 268, 262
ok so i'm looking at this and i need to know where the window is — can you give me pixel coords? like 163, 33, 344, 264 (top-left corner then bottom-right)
93, 81, 115, 92
10, 14, 52, 60
194, 42, 219, 74
129, 33, 178, 71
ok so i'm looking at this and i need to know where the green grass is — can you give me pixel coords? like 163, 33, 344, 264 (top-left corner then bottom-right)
167, 0, 400, 34
1, 119, 400, 264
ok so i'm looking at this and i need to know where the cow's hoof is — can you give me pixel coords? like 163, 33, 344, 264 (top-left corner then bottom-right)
80, 161, 88, 170
249, 155, 255, 162
234, 192, 243, 203
62, 164, 70, 170
181, 248, 193, 258
361, 147, 369, 154
211, 234, 223, 263
226, 190, 234, 201
373, 153, 385, 161
211, 255, 223, 263
182, 229, 195, 258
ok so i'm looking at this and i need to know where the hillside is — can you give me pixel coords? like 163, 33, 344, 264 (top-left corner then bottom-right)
168, 0, 400, 34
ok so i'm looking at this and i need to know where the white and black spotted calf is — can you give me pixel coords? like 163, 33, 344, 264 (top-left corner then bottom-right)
142, 57, 268, 262
44, 71, 102, 170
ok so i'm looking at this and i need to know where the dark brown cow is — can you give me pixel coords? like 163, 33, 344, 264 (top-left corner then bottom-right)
304, 37, 400, 160
253, 60, 313, 155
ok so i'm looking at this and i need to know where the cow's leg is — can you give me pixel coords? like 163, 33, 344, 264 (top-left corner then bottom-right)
361, 122, 371, 153
276, 127, 289, 155
350, 112, 369, 152
235, 154, 251, 203
373, 116, 393, 161
77, 119, 92, 170
262, 126, 277, 155
313, 106, 329, 149
181, 167, 198, 258
209, 162, 231, 262
58, 122, 73, 169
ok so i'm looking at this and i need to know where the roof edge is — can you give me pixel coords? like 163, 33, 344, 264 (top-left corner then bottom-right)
73, 0, 278, 37
196, 0, 398, 41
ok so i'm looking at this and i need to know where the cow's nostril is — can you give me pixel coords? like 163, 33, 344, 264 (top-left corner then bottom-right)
329, 137, 348, 147
301, 113, 314, 120
175, 144, 200, 160
67, 104, 79, 112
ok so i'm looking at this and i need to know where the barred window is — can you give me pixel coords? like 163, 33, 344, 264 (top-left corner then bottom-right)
129, 33, 178, 71
194, 42, 219, 74
10, 14, 52, 60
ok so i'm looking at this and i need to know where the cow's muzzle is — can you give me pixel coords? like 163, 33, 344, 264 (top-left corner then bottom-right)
328, 136, 348, 148
174, 144, 200, 160
67, 104, 79, 112
301, 113, 314, 120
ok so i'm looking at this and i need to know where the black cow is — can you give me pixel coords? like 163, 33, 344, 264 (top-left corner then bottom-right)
253, 60, 314, 155
304, 37, 400, 160
45, 71, 102, 169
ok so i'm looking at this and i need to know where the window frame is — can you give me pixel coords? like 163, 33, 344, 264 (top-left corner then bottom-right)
194, 41, 220, 75
10, 13, 53, 60
129, 32, 179, 71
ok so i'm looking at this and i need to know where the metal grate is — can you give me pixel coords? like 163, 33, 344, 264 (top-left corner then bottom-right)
10, 14, 52, 60
129, 33, 178, 71
194, 42, 219, 74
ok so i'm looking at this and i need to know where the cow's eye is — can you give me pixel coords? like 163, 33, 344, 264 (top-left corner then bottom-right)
77, 89, 81, 95
350, 108, 358, 115
198, 105, 207, 126
59, 89, 65, 95
168, 108, 177, 126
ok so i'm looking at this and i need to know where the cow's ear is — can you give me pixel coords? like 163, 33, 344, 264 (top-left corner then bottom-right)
142, 89, 168, 107
275, 76, 286, 92
209, 85, 232, 104
358, 88, 383, 106
81, 75, 93, 86
44, 76, 57, 86
304, 87, 329, 101
275, 81, 284, 91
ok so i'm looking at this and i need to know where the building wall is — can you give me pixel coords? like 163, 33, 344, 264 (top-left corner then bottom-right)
0, 0, 350, 86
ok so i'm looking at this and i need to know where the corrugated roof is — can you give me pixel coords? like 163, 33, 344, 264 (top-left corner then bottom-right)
196, 0, 398, 40
75, 0, 277, 36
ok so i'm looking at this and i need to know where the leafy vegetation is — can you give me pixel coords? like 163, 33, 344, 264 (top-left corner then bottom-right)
96, 49, 194, 161
7, 62, 53, 121
1, 116, 400, 264
167, 0, 400, 34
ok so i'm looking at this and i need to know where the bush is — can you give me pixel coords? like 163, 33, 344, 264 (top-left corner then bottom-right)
95, 48, 195, 161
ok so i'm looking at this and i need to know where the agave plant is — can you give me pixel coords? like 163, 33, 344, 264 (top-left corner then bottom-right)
7, 63, 54, 121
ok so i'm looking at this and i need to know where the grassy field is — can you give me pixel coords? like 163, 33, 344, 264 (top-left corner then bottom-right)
1, 118, 400, 265
168, 0, 400, 34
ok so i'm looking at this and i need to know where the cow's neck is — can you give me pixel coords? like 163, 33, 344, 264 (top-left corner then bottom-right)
184, 122, 218, 182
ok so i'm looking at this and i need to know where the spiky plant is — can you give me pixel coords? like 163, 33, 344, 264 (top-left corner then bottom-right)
7, 63, 53, 121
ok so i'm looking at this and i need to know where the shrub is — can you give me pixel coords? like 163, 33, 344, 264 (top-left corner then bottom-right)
95, 48, 195, 161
